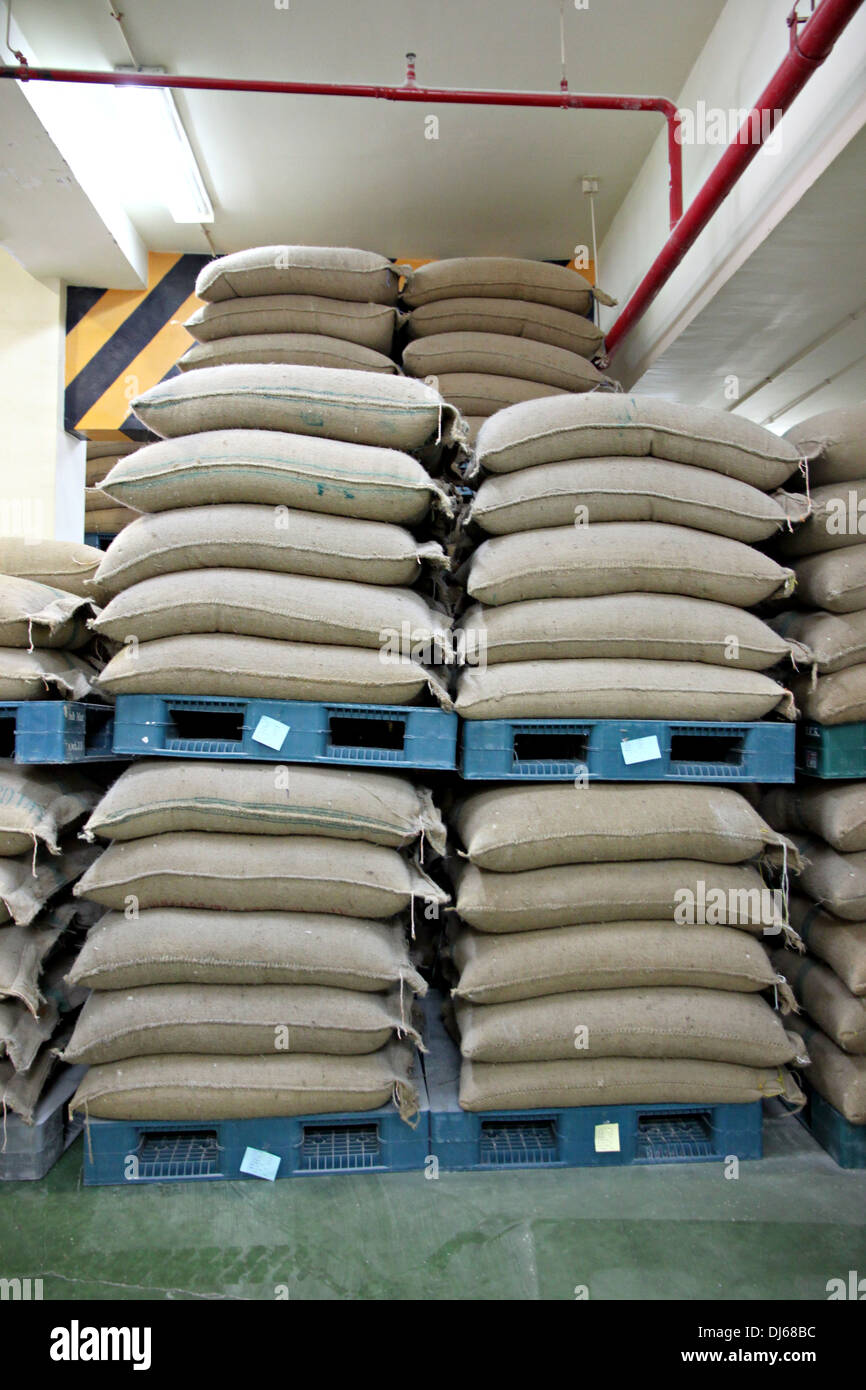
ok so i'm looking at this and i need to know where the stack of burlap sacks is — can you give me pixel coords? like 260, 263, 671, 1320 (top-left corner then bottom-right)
86, 257, 469, 703
759, 401, 866, 1127
771, 403, 866, 726
66, 762, 448, 1121
0, 539, 104, 702
761, 783, 866, 1127
85, 442, 141, 537
401, 257, 612, 443
456, 394, 810, 720
180, 246, 402, 376
0, 764, 100, 1124
446, 783, 807, 1112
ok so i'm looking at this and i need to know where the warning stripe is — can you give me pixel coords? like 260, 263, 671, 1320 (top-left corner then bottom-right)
74, 291, 202, 436
65, 252, 183, 388
65, 252, 208, 434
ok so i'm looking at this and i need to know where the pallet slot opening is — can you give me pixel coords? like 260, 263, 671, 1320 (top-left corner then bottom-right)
0, 715, 16, 759
669, 732, 743, 766
512, 732, 589, 765
135, 1128, 221, 1180
300, 1122, 381, 1170
479, 1118, 558, 1166
636, 1110, 714, 1160
328, 715, 405, 751
166, 706, 245, 745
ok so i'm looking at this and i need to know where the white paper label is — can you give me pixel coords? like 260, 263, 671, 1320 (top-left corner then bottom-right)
594, 1122, 621, 1154
240, 1147, 281, 1181
621, 735, 662, 765
252, 716, 290, 751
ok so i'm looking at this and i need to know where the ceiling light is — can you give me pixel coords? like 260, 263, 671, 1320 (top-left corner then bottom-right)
114, 66, 213, 223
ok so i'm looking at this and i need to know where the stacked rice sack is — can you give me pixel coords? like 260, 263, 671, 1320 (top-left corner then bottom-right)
88, 343, 467, 704
401, 258, 613, 443
0, 539, 104, 701
761, 782, 866, 1127
447, 783, 807, 1112
0, 763, 100, 1124
181, 246, 402, 375
85, 441, 142, 537
771, 403, 866, 726
66, 762, 448, 1121
456, 394, 810, 721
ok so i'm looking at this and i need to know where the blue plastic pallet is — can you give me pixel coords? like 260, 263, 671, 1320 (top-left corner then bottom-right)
81, 1074, 430, 1187
112, 694, 458, 769
799, 1085, 866, 1169
421, 995, 762, 1171
0, 701, 119, 763
460, 717, 795, 782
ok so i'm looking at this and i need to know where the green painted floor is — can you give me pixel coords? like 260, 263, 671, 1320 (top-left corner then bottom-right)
2, 1108, 865, 1300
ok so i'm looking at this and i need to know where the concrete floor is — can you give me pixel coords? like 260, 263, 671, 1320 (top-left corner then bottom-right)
2, 1108, 865, 1300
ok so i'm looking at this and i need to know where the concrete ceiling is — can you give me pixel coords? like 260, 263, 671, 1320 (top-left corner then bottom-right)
631, 122, 866, 431
4, 0, 725, 270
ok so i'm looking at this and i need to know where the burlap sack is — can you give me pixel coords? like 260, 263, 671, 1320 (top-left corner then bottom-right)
99, 431, 451, 523
67, 909, 426, 994
777, 481, 866, 557
0, 539, 103, 598
401, 258, 599, 314
458, 1056, 804, 1112
87, 458, 115, 485
459, 595, 798, 670
455, 858, 785, 934
0, 842, 99, 927
403, 334, 604, 391
760, 785, 866, 853
0, 997, 58, 1072
90, 569, 451, 656
91, 506, 447, 596
788, 896, 866, 994
186, 294, 398, 351
131, 365, 464, 452
179, 333, 399, 375
466, 523, 795, 607
0, 764, 99, 857
431, 373, 567, 417
0, 649, 99, 701
63, 984, 418, 1064
195, 246, 400, 306
475, 394, 801, 489
452, 922, 780, 1003
70, 1042, 419, 1121
785, 404, 866, 486
83, 761, 445, 852
82, 507, 138, 533
0, 915, 66, 1013
455, 658, 794, 721
469, 458, 808, 541
86, 441, 140, 460
794, 837, 866, 919
0, 576, 92, 649
794, 545, 866, 613
74, 833, 448, 919
790, 665, 866, 724
769, 609, 866, 674
456, 989, 802, 1066
454, 784, 790, 872
95, 633, 452, 708
0, 1040, 60, 1121
788, 1017, 866, 1122
772, 949, 866, 1053
406, 297, 603, 357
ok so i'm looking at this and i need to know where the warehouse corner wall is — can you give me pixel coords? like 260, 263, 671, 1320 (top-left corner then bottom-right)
0, 245, 85, 542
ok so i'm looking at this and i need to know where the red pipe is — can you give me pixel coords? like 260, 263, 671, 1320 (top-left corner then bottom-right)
604, 0, 863, 358
0, 61, 683, 228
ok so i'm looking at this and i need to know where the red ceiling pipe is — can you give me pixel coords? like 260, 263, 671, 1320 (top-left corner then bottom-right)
0, 61, 683, 228
604, 0, 864, 359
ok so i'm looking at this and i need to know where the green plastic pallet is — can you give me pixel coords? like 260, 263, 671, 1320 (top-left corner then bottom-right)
798, 720, 866, 778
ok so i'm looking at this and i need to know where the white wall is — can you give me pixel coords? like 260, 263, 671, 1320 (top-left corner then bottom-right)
598, 0, 866, 391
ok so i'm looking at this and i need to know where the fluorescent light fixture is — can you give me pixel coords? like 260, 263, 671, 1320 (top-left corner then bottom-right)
114, 66, 213, 223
